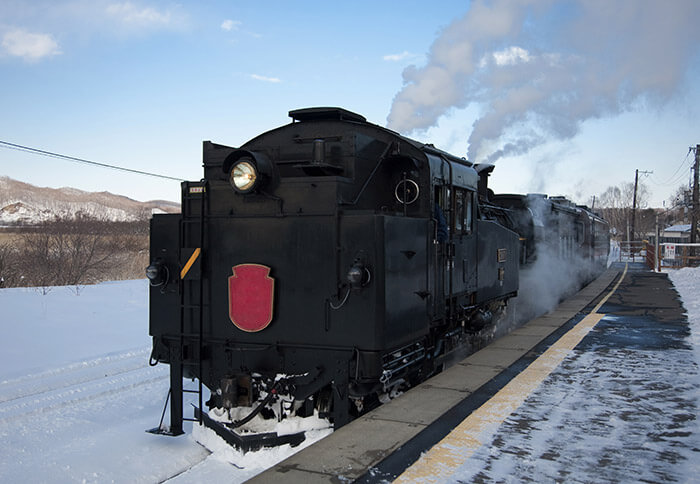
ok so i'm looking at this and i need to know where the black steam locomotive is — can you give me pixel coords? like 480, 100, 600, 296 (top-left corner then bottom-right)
146, 107, 607, 450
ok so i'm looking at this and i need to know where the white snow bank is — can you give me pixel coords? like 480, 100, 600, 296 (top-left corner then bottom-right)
0, 279, 333, 482
0, 280, 151, 381
667, 266, 700, 361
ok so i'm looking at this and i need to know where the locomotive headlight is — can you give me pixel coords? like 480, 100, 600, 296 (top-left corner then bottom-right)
346, 261, 371, 289
146, 260, 168, 287
230, 160, 258, 193
223, 150, 274, 194
347, 266, 363, 288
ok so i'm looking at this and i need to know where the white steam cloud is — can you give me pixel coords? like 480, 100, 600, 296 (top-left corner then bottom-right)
495, 196, 605, 336
387, 0, 700, 164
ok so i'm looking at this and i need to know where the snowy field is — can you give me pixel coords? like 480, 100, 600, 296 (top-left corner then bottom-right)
0, 280, 326, 483
1, 268, 699, 483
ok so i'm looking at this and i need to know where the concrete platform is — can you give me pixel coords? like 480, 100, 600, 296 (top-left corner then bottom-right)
369, 263, 697, 483
249, 267, 622, 483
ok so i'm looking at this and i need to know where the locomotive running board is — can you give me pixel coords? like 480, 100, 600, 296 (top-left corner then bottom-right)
193, 406, 306, 452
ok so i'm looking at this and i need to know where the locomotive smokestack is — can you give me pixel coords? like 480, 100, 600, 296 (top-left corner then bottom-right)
475, 164, 495, 202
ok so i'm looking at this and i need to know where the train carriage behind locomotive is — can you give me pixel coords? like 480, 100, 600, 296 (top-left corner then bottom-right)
147, 107, 520, 447
489, 193, 610, 271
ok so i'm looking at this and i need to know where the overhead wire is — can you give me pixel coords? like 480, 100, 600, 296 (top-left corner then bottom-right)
649, 148, 693, 187
0, 140, 186, 182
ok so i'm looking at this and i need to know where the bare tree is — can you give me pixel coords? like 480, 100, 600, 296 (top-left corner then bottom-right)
19, 217, 115, 290
597, 181, 651, 239
20, 229, 58, 292
0, 242, 21, 288
666, 184, 692, 224
598, 181, 650, 209
3, 217, 149, 290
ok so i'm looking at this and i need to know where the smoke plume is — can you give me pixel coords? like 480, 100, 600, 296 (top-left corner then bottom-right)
494, 196, 604, 337
387, 0, 700, 164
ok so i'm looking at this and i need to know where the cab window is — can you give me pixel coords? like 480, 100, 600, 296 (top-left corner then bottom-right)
455, 189, 473, 235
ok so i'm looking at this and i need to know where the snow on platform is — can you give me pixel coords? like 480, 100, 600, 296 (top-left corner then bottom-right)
442, 267, 700, 483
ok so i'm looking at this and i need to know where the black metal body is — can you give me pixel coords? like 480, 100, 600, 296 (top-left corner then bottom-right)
489, 193, 610, 270
148, 107, 603, 448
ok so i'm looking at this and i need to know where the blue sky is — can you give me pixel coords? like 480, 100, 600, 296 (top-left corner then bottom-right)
1, 0, 699, 208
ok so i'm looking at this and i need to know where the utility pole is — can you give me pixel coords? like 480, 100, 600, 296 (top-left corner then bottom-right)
655, 214, 660, 272
631, 169, 639, 242
691, 145, 699, 246
630, 169, 653, 242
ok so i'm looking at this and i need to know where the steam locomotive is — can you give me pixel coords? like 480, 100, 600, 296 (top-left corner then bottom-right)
146, 107, 608, 450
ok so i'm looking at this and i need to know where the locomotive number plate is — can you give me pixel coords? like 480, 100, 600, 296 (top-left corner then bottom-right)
228, 264, 275, 332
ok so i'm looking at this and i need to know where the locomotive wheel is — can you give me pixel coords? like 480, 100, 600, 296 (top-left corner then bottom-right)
315, 387, 333, 419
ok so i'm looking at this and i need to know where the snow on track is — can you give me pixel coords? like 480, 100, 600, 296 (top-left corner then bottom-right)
0, 347, 166, 422
0, 345, 210, 483
0, 281, 210, 483
0, 280, 330, 483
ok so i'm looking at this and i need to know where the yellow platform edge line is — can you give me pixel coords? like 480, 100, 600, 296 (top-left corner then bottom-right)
394, 264, 628, 483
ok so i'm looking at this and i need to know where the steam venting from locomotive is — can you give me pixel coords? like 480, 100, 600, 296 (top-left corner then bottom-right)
511, 196, 600, 325
387, 0, 700, 165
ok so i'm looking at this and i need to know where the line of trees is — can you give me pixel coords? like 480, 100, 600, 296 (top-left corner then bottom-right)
0, 217, 148, 291
594, 181, 651, 239
594, 181, 693, 241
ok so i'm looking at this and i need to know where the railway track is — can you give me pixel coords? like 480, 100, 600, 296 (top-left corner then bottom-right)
0, 347, 168, 422
0, 342, 216, 484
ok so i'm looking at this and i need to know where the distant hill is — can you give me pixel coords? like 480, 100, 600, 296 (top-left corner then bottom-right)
0, 176, 180, 226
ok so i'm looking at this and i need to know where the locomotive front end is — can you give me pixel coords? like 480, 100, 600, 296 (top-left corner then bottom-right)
147, 108, 436, 448
147, 107, 522, 450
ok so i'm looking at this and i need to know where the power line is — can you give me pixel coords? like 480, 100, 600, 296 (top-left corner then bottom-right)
0, 140, 186, 182
649, 148, 693, 187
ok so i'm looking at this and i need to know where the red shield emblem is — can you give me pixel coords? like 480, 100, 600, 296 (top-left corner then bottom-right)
228, 264, 275, 332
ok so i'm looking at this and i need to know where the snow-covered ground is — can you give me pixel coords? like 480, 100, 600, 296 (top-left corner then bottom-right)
0, 281, 325, 483
1, 268, 699, 483
670, 267, 700, 364
448, 267, 700, 483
